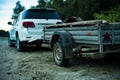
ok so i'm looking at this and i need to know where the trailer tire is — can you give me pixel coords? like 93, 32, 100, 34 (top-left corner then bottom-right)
53, 42, 69, 67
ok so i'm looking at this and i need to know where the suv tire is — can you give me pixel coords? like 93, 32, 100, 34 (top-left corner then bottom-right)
8, 35, 15, 47
16, 36, 24, 51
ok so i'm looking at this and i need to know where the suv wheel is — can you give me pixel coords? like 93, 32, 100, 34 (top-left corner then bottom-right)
8, 35, 15, 47
35, 43, 42, 49
16, 36, 24, 51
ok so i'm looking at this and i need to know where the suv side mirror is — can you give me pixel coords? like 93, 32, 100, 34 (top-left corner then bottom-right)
8, 22, 12, 25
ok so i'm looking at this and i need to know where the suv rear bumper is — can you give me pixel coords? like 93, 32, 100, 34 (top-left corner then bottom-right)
19, 33, 44, 45
21, 39, 43, 46
19, 31, 44, 42
28, 39, 43, 45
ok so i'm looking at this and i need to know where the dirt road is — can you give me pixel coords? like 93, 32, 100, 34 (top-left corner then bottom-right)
0, 37, 120, 80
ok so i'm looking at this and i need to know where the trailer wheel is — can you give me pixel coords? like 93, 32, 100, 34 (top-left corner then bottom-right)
53, 42, 69, 67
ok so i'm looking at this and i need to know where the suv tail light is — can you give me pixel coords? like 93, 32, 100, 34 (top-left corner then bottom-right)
103, 32, 110, 41
23, 22, 35, 28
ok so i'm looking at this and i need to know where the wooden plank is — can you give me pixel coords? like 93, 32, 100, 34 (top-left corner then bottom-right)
45, 20, 108, 28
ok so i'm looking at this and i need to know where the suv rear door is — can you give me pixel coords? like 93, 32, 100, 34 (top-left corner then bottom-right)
22, 9, 62, 35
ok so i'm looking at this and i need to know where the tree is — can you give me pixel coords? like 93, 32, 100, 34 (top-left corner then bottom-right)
94, 6, 120, 22
37, 0, 47, 8
37, 0, 120, 21
12, 1, 25, 19
47, 0, 68, 20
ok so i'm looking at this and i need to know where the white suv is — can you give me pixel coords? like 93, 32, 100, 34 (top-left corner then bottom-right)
8, 8, 62, 51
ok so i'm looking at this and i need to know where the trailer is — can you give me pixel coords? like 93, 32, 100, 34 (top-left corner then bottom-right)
43, 20, 120, 67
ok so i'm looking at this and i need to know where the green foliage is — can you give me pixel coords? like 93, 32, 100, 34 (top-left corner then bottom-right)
11, 0, 120, 22
37, 0, 47, 8
47, 0, 67, 19
12, 1, 25, 19
65, 0, 100, 20
94, 6, 120, 22
46, 0, 120, 21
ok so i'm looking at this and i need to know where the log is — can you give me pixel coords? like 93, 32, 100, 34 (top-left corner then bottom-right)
45, 20, 108, 28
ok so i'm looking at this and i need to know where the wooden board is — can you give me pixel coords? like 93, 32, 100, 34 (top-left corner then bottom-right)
45, 20, 108, 28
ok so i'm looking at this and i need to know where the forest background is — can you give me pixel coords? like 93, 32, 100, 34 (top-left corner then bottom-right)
12, 0, 120, 22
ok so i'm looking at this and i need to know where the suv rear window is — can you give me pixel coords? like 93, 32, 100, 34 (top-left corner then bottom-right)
22, 9, 61, 19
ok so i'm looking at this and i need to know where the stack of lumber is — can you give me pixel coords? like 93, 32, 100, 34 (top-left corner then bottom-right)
45, 20, 108, 28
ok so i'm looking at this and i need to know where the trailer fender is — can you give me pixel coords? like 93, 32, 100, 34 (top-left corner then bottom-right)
51, 31, 73, 58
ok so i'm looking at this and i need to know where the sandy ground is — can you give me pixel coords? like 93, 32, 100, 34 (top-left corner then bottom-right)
0, 37, 120, 80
